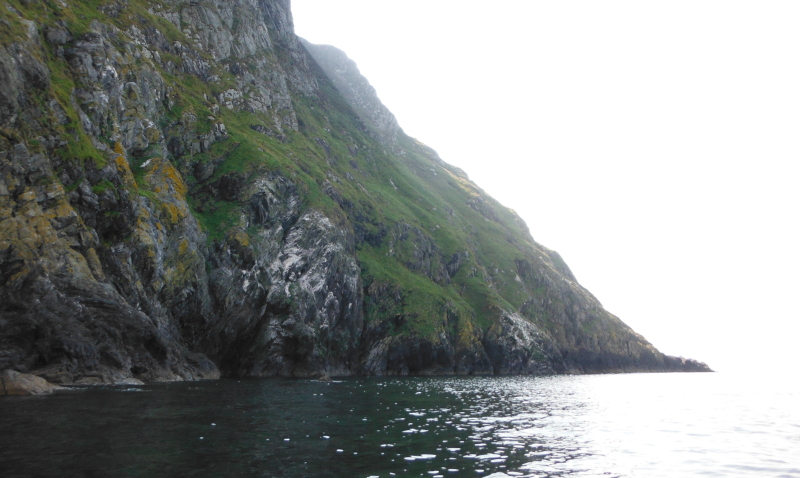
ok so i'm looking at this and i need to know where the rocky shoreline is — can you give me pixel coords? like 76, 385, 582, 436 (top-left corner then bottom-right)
2, 356, 712, 397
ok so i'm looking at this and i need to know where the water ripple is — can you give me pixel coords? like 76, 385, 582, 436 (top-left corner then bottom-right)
0, 373, 798, 477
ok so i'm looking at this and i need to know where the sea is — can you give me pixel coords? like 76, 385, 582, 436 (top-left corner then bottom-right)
0, 372, 798, 478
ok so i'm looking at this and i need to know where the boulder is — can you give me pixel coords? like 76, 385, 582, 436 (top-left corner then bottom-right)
0, 370, 64, 396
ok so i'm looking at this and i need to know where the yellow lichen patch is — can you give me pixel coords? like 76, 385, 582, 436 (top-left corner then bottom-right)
2, 172, 20, 195
0, 218, 20, 243
113, 144, 137, 188
136, 203, 152, 220
231, 229, 251, 247
31, 214, 59, 247
164, 162, 188, 197
164, 259, 193, 287
150, 157, 188, 198
160, 201, 186, 226
458, 318, 477, 345
16, 220, 43, 251
145, 126, 161, 143
1, 221, 36, 287
0, 205, 13, 221
150, 279, 164, 293
18, 188, 37, 203
133, 221, 158, 263
45, 182, 65, 201
178, 238, 189, 255
45, 245, 99, 285
44, 201, 78, 222
85, 248, 105, 280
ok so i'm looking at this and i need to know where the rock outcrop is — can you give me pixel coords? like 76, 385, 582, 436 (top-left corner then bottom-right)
1, 370, 63, 395
0, 0, 709, 386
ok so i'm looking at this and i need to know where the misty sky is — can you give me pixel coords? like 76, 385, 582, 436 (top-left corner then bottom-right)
292, 1, 800, 373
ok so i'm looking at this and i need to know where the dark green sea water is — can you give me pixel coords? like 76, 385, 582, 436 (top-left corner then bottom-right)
1, 374, 798, 477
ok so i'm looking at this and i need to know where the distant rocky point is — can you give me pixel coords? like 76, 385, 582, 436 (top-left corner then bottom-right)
0, 0, 710, 390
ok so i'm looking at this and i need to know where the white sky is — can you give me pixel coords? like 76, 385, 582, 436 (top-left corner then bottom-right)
291, 0, 800, 373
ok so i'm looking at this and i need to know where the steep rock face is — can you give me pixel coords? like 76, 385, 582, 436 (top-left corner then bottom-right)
0, 0, 360, 383
0, 0, 709, 384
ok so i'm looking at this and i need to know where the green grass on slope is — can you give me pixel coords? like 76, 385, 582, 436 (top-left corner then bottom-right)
290, 71, 547, 335
277, 60, 550, 337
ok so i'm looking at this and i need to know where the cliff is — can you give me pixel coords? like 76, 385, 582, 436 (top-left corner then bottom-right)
0, 0, 709, 385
